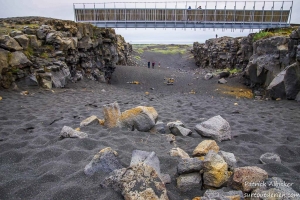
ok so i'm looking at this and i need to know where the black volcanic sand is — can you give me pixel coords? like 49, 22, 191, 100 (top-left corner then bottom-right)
0, 64, 300, 200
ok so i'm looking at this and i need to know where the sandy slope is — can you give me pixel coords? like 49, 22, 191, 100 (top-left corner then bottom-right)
0, 49, 300, 199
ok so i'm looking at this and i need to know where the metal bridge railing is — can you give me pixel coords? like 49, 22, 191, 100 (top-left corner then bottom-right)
73, 1, 293, 29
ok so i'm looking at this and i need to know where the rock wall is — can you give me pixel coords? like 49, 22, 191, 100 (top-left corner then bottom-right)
0, 17, 132, 89
192, 35, 253, 70
193, 27, 300, 100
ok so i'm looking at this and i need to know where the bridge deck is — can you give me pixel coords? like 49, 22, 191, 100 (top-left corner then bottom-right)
74, 1, 293, 29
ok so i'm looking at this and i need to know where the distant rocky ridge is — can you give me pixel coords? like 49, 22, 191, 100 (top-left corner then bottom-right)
0, 17, 132, 89
193, 27, 300, 100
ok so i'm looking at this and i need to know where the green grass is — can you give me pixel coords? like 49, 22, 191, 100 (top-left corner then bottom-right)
150, 46, 187, 55
40, 52, 49, 59
253, 27, 298, 42
134, 56, 141, 60
24, 46, 34, 57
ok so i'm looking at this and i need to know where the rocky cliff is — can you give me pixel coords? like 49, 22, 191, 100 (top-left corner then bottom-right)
193, 27, 300, 100
0, 17, 132, 89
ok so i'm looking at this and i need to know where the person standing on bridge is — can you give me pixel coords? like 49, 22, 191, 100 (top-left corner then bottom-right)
152, 62, 155, 69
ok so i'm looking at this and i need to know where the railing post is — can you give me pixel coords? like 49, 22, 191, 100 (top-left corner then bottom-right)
114, 3, 116, 27
271, 1, 274, 27
261, 1, 265, 25
73, 4, 76, 22
124, 3, 126, 29
204, 1, 207, 30
242, 1, 246, 30
280, 1, 284, 27
233, 1, 236, 30
252, 1, 256, 30
83, 3, 85, 22
289, 1, 293, 25
165, 2, 167, 29
93, 3, 96, 22
224, 1, 227, 29
145, 2, 146, 29
155, 2, 157, 29
175, 2, 177, 29
214, 1, 217, 30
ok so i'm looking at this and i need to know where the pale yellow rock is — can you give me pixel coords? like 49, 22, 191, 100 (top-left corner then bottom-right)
203, 151, 229, 188
103, 102, 121, 128
192, 140, 219, 157
0, 96, 2, 101
75, 127, 80, 131
145, 91, 149, 95
169, 147, 190, 159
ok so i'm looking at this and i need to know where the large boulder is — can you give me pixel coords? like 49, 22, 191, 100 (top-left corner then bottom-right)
27, 35, 41, 49
50, 62, 71, 88
13, 35, 29, 49
194, 115, 231, 142
130, 150, 161, 176
9, 51, 32, 68
102, 162, 169, 200
118, 106, 158, 132
203, 151, 230, 188
0, 35, 23, 51
84, 147, 123, 176
267, 70, 286, 99
229, 166, 268, 192
284, 63, 300, 100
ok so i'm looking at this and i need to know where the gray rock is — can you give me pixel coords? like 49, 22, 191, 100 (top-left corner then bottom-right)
14, 35, 29, 49
204, 73, 213, 80
101, 162, 169, 200
27, 35, 41, 49
284, 63, 300, 100
170, 125, 192, 136
37, 25, 53, 40
218, 78, 227, 84
164, 134, 175, 143
60, 126, 88, 139
267, 70, 286, 99
80, 115, 99, 127
0, 35, 23, 51
152, 121, 167, 134
260, 152, 281, 164
218, 150, 237, 170
130, 150, 161, 175
203, 188, 244, 200
51, 64, 71, 88
296, 91, 300, 102
194, 115, 231, 142
9, 51, 32, 68
177, 172, 202, 192
118, 106, 158, 132
177, 158, 203, 175
167, 120, 185, 128
84, 147, 123, 175
10, 30, 23, 37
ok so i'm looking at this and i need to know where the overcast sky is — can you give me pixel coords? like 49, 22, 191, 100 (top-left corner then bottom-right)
0, 0, 299, 44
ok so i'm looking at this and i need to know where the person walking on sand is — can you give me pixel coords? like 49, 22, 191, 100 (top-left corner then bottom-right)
148, 61, 150, 68
216, 34, 218, 38
152, 62, 155, 69
158, 62, 161, 68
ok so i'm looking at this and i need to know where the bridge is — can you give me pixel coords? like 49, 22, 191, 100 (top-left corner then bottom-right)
73, 1, 293, 29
